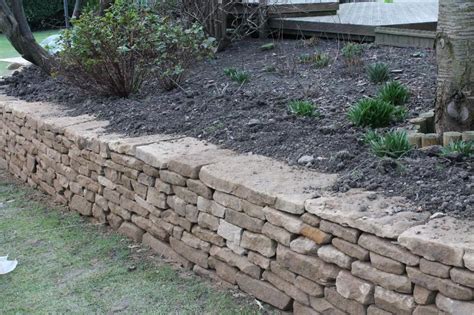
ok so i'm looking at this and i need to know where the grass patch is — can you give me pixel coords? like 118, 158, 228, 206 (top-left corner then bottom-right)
0, 176, 264, 314
288, 100, 319, 117
299, 52, 331, 68
441, 140, 474, 157
341, 42, 363, 67
364, 130, 412, 158
367, 62, 390, 83
348, 98, 405, 128
260, 43, 275, 51
224, 67, 250, 84
378, 81, 410, 106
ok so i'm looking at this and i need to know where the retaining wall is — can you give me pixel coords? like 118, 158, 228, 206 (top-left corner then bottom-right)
1, 95, 473, 315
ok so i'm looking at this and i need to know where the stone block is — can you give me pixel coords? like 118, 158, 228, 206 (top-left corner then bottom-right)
413, 305, 441, 315
198, 212, 219, 231
370, 252, 405, 275
351, 261, 412, 294
208, 257, 238, 284
197, 196, 226, 218
185, 204, 199, 223
450, 267, 474, 288
320, 220, 360, 243
301, 213, 321, 227
146, 188, 167, 209
217, 219, 242, 244
263, 271, 309, 305
137, 172, 155, 187
131, 215, 151, 231
358, 233, 419, 266
336, 270, 374, 305
263, 206, 303, 234
118, 222, 144, 242
262, 222, 294, 246
464, 250, 474, 272
107, 213, 123, 230
160, 170, 186, 186
324, 287, 367, 315
235, 272, 292, 310
436, 293, 474, 315
241, 200, 265, 220
210, 246, 261, 279
248, 251, 270, 270
420, 258, 451, 278
300, 225, 332, 245
181, 231, 211, 253
225, 209, 264, 233
241, 231, 276, 257
374, 286, 416, 315
295, 276, 324, 297
213, 191, 243, 211
186, 179, 213, 199
367, 305, 392, 315
142, 233, 193, 269
70, 194, 92, 216
170, 237, 209, 268
227, 241, 247, 256
414, 285, 436, 305
120, 196, 149, 217
309, 297, 345, 315
332, 237, 370, 261
191, 226, 225, 246
270, 261, 296, 283
293, 302, 319, 315
318, 245, 353, 269
155, 178, 173, 194
173, 186, 198, 204
167, 195, 187, 216
290, 236, 319, 255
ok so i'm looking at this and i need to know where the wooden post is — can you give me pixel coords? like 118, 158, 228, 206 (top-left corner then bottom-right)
258, 0, 269, 39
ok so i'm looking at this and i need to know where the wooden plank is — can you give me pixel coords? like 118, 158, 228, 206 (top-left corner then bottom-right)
269, 18, 376, 37
375, 27, 435, 48
267, 3, 339, 17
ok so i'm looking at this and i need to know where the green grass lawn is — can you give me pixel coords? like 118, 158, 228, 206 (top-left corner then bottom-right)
0, 171, 265, 314
0, 30, 58, 76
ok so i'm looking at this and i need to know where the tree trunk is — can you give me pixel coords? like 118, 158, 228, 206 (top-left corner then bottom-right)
0, 0, 55, 74
434, 0, 474, 133
72, 0, 82, 19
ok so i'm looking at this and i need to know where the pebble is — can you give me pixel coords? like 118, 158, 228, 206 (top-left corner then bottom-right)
298, 155, 315, 165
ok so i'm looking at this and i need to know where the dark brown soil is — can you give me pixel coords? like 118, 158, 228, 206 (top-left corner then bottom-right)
2, 38, 473, 218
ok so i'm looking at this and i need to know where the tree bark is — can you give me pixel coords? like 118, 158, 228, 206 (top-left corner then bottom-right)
434, 0, 474, 133
72, 0, 83, 19
0, 0, 55, 74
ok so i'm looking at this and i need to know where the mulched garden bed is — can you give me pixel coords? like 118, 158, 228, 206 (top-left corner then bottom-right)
2, 38, 473, 218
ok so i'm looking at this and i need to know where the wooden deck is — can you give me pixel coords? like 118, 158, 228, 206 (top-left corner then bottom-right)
269, 2, 438, 41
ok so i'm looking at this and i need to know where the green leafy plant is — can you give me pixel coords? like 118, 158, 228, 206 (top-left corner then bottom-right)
58, 0, 214, 96
441, 141, 474, 157
367, 62, 390, 83
224, 67, 250, 84
299, 52, 331, 68
365, 130, 412, 158
348, 98, 405, 128
288, 100, 319, 117
341, 42, 364, 67
260, 43, 276, 51
378, 81, 410, 106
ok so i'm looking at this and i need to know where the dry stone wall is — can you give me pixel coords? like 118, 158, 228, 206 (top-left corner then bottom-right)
1, 95, 473, 315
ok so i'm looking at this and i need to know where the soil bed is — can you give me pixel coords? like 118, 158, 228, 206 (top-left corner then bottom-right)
2, 38, 473, 218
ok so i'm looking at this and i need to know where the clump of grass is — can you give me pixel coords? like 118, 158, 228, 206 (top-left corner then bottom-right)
288, 100, 319, 117
224, 67, 250, 84
299, 52, 331, 68
441, 140, 474, 157
348, 98, 405, 128
365, 130, 412, 158
378, 81, 410, 106
341, 42, 364, 66
260, 43, 275, 51
367, 62, 390, 83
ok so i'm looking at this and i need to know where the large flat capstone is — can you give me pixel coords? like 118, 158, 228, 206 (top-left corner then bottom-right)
305, 189, 430, 239
399, 216, 474, 267
199, 154, 337, 214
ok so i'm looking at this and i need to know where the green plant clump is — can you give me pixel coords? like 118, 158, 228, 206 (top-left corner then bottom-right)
367, 62, 390, 83
441, 140, 474, 157
378, 81, 410, 106
299, 52, 331, 68
365, 130, 412, 158
348, 98, 406, 128
59, 0, 214, 97
260, 43, 276, 51
341, 42, 364, 66
288, 100, 319, 117
224, 67, 250, 84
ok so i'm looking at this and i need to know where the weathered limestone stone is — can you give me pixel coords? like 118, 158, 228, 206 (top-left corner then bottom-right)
370, 252, 405, 275
464, 250, 474, 272
108, 134, 177, 155
374, 286, 416, 315
367, 305, 392, 315
186, 179, 213, 199
197, 197, 226, 218
414, 285, 436, 305
290, 237, 319, 255
120, 196, 149, 217
208, 257, 238, 284
351, 261, 413, 294
262, 222, 294, 246
300, 225, 332, 245
241, 200, 265, 220
146, 187, 167, 209
191, 226, 225, 246
332, 237, 370, 261
198, 212, 219, 231
235, 272, 292, 310
217, 220, 242, 244
413, 305, 440, 315
137, 172, 155, 187
185, 204, 199, 223
263, 271, 309, 305
118, 222, 144, 242
336, 270, 374, 305
167, 195, 187, 216
107, 213, 123, 230
248, 251, 270, 269
420, 258, 451, 278
263, 206, 304, 234
213, 191, 243, 211
295, 276, 324, 297
399, 217, 474, 267
293, 302, 319, 315
142, 233, 192, 269
173, 186, 198, 204
450, 267, 474, 288
436, 293, 474, 315
135, 137, 218, 169
225, 209, 264, 233
70, 194, 92, 216
98, 175, 116, 189
359, 233, 419, 266
277, 245, 340, 283
270, 261, 297, 283
160, 170, 186, 186
324, 287, 367, 315
200, 155, 336, 213
170, 237, 208, 268
155, 178, 173, 194
210, 246, 261, 279
320, 220, 360, 243
318, 245, 353, 269
406, 267, 473, 300
181, 231, 210, 253
309, 297, 345, 315
131, 215, 150, 231
227, 240, 247, 256
301, 213, 321, 227
241, 231, 276, 257
306, 190, 429, 239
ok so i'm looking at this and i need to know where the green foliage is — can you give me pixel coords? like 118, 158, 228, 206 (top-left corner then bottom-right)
348, 98, 404, 128
288, 100, 319, 117
365, 130, 412, 158
441, 141, 474, 157
224, 68, 250, 84
59, 1, 213, 96
260, 43, 276, 51
299, 52, 331, 68
378, 81, 410, 106
367, 62, 390, 83
341, 42, 363, 67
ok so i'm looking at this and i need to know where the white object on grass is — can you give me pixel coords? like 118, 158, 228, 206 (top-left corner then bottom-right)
40, 34, 64, 55
0, 255, 18, 275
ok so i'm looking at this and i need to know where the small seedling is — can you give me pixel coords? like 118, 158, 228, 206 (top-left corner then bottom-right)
378, 81, 410, 106
260, 43, 276, 51
441, 140, 474, 157
348, 98, 400, 128
224, 67, 250, 84
365, 130, 412, 158
341, 42, 364, 67
367, 62, 390, 83
288, 100, 319, 117
299, 52, 331, 68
